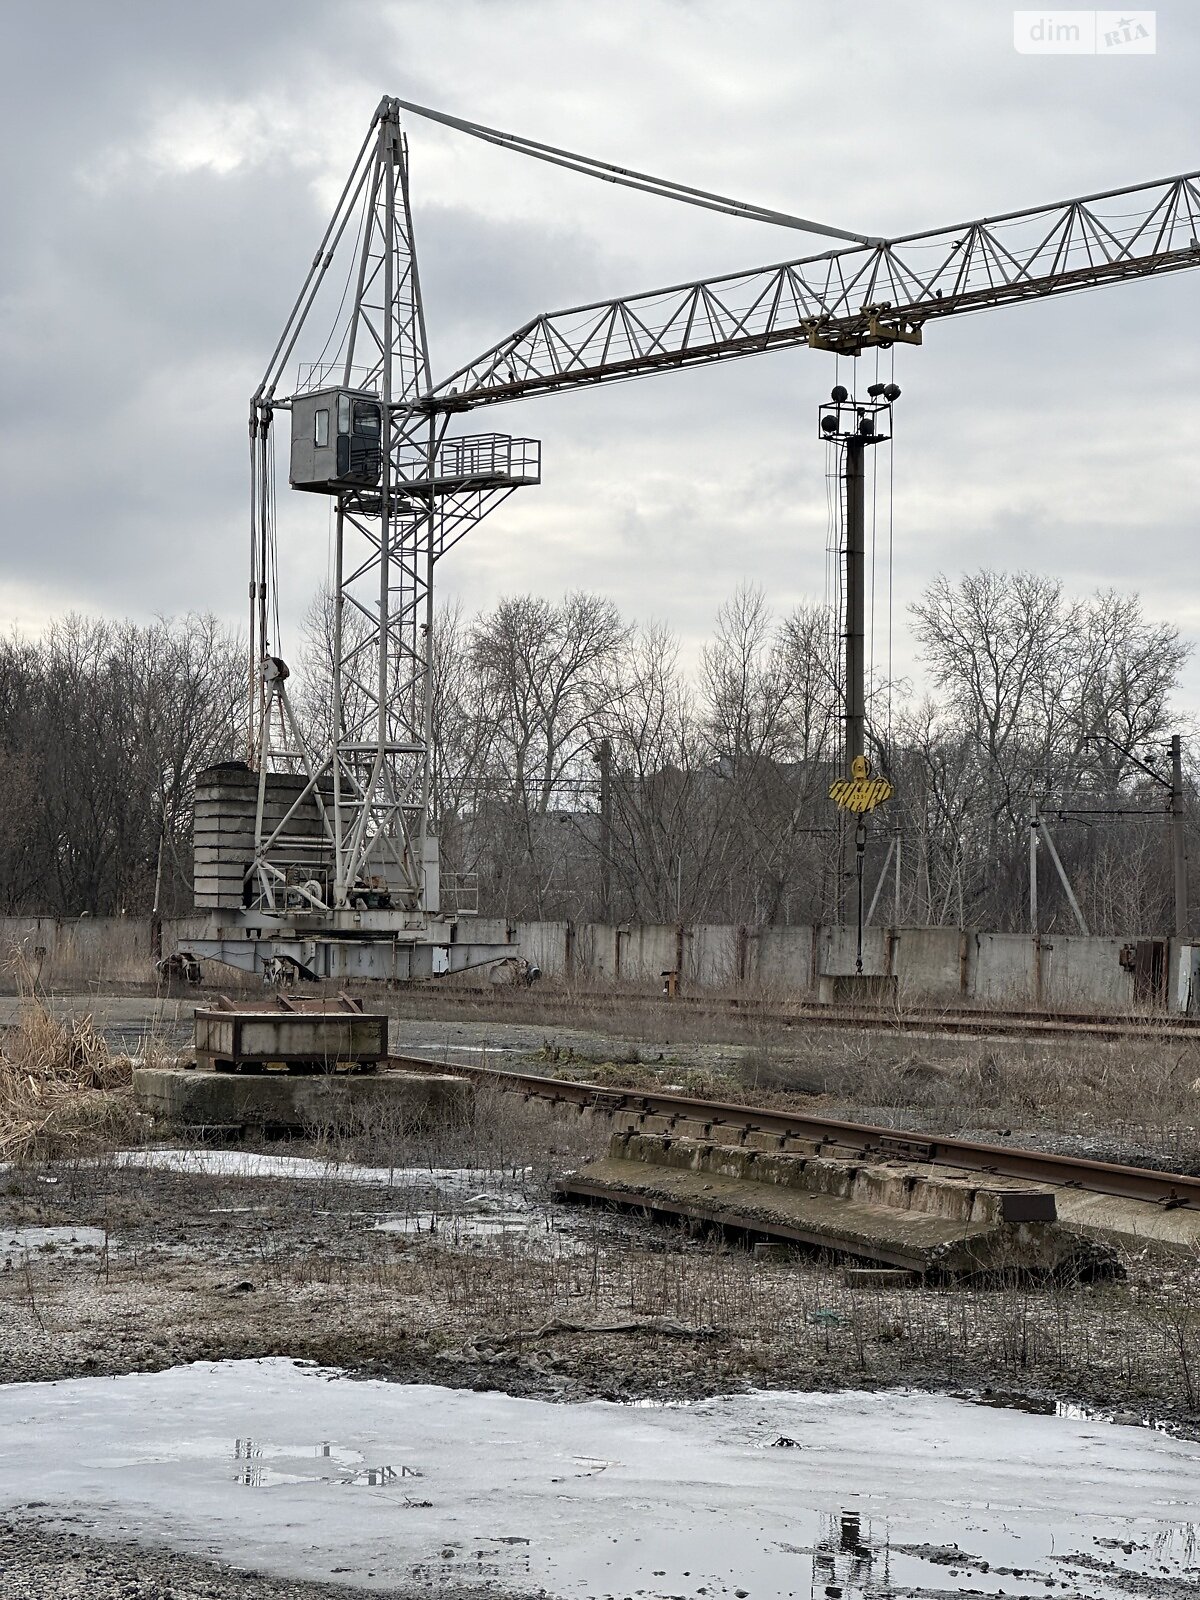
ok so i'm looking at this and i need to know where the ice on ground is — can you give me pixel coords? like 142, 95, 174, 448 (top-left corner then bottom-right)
111, 1149, 528, 1190
0, 1358, 1197, 1597
371, 1196, 546, 1244
0, 1225, 108, 1263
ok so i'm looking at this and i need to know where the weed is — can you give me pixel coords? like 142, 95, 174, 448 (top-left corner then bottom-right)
0, 949, 144, 1162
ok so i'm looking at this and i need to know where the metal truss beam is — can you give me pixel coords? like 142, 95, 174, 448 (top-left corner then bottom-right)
429, 170, 1200, 406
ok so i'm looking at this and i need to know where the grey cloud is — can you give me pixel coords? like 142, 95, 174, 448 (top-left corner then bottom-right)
0, 0, 1196, 713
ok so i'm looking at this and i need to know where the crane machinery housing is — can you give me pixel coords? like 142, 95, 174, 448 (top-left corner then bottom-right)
184, 94, 1200, 985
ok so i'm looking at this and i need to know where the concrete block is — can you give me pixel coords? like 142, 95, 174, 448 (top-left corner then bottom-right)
559, 1132, 1086, 1278
752, 1242, 794, 1263
818, 973, 898, 1006
843, 1267, 917, 1288
133, 1066, 473, 1134
194, 1007, 388, 1069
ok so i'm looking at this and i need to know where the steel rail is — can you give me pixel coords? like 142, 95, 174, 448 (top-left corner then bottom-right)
390, 1053, 1200, 1210
402, 983, 1200, 1043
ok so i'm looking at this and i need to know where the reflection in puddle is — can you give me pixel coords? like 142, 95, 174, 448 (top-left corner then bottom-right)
967, 1389, 1184, 1436
112, 1150, 531, 1188
1056, 1398, 1182, 1434
231, 1436, 422, 1490
828, 1510, 883, 1589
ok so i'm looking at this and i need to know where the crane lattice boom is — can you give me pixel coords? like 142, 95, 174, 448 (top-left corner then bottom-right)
429, 170, 1200, 407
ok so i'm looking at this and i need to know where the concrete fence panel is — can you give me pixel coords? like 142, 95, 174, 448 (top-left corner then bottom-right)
973, 932, 1037, 1004
582, 923, 620, 981
818, 922, 888, 978
0, 915, 152, 990
514, 921, 571, 978
1040, 934, 1134, 1011
686, 924, 739, 987
0, 911, 1155, 1012
893, 926, 966, 1001
752, 925, 817, 990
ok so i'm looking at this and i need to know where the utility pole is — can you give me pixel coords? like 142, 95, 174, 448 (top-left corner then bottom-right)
1171, 733, 1189, 939
1081, 727, 1189, 941
596, 737, 613, 923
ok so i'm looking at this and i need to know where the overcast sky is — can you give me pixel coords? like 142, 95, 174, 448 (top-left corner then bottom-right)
1, 1, 1197, 709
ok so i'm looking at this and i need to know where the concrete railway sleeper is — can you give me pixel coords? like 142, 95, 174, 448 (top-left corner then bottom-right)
386, 1055, 1200, 1270
388, 1052, 1200, 1210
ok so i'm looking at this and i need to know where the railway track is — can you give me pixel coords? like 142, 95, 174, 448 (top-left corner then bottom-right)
401, 983, 1200, 1043
392, 1052, 1200, 1211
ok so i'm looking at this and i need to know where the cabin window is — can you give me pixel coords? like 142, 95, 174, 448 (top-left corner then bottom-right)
353, 401, 381, 436
314, 408, 330, 447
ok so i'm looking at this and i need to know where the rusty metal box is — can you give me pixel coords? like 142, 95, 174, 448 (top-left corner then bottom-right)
194, 1006, 388, 1072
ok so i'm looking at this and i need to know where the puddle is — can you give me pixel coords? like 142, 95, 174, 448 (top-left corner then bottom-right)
363, 1186, 630, 1255
112, 1150, 529, 1189
368, 1189, 551, 1245
0, 1360, 1198, 1596
372, 1209, 538, 1240
0, 1226, 108, 1265
968, 1389, 1185, 1435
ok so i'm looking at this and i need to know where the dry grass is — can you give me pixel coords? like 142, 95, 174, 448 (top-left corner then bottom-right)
0, 949, 142, 1162
258, 1209, 1200, 1416
787, 1033, 1200, 1163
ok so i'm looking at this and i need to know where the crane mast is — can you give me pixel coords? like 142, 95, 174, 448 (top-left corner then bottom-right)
192, 98, 538, 983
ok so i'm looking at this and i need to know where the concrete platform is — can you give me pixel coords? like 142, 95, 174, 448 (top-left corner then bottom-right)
558, 1131, 1111, 1277
133, 1066, 473, 1134
818, 973, 899, 1005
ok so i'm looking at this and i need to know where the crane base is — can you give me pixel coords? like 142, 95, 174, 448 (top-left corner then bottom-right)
183, 928, 516, 984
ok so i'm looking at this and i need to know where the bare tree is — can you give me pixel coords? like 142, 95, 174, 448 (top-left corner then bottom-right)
469, 592, 630, 916
1, 614, 243, 916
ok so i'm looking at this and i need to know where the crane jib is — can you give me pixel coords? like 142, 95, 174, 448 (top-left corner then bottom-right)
428, 172, 1200, 407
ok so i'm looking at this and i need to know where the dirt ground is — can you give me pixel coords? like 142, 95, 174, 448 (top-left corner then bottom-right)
4, 988, 1200, 1597
0, 1086, 1195, 1421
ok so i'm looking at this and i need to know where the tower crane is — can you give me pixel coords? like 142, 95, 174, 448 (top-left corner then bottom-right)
186, 95, 1200, 984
